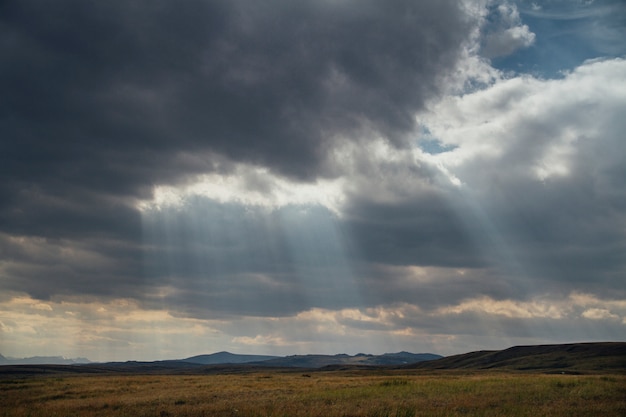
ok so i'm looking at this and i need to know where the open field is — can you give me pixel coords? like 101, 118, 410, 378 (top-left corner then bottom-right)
1, 369, 625, 417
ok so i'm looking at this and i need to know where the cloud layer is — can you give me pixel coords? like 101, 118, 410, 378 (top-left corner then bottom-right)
1, 0, 625, 360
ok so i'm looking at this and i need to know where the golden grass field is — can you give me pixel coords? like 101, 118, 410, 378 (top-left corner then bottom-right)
1, 370, 625, 417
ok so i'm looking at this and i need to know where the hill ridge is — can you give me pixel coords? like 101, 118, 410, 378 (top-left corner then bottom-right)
408, 342, 626, 373
181, 352, 279, 365
3, 343, 623, 375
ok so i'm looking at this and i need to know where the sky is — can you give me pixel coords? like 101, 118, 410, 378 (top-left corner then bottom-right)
1, 0, 625, 362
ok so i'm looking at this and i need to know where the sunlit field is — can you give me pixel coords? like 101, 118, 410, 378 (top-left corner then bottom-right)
2, 370, 625, 417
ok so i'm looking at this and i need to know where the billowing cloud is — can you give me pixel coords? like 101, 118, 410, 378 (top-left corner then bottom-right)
0, 0, 479, 315
481, 2, 536, 58
418, 58, 626, 299
1, 0, 475, 213
139, 55, 626, 321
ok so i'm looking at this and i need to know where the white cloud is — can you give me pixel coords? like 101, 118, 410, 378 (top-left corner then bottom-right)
435, 292, 626, 323
2, 289, 624, 361
418, 58, 626, 185
138, 163, 346, 215
231, 334, 293, 347
434, 296, 565, 319
581, 308, 619, 320
0, 295, 227, 361
480, 1, 536, 58
482, 25, 536, 58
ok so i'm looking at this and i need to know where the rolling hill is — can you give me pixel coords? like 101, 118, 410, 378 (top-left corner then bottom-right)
2, 343, 623, 376
181, 351, 279, 364
408, 342, 626, 373
251, 352, 441, 368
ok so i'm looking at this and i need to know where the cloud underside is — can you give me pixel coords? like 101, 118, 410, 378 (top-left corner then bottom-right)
1, 0, 625, 358
1, 291, 624, 360
3, 57, 625, 357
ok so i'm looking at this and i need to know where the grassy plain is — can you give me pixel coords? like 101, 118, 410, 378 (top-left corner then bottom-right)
1, 370, 625, 417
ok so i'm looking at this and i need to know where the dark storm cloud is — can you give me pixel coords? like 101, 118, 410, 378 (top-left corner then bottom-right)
1, 0, 474, 231
0, 232, 145, 300
2, 0, 619, 318
342, 194, 484, 268
0, 0, 481, 303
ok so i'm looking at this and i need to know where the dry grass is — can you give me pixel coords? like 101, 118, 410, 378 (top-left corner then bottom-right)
1, 370, 625, 416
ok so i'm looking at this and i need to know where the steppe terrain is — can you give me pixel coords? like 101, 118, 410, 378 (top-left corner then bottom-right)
1, 343, 625, 416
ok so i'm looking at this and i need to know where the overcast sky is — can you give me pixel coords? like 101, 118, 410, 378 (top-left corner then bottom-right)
1, 0, 625, 362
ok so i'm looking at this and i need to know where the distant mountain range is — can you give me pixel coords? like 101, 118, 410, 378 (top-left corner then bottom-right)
244, 352, 441, 368
0, 353, 90, 365
0, 351, 440, 368
181, 351, 279, 365
117, 351, 442, 369
3, 342, 624, 375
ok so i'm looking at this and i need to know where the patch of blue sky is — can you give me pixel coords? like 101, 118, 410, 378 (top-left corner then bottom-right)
417, 127, 457, 155
419, 139, 458, 155
493, 0, 626, 78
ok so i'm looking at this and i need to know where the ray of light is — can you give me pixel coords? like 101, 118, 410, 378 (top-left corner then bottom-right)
138, 170, 376, 353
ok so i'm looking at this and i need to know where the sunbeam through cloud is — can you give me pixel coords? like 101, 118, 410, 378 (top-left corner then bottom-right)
1, 0, 624, 361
